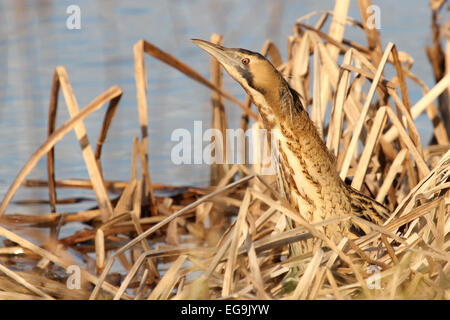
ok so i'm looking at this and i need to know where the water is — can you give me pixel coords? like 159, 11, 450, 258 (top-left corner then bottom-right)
0, 0, 441, 214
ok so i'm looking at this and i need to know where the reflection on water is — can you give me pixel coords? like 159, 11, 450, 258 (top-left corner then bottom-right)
0, 0, 437, 213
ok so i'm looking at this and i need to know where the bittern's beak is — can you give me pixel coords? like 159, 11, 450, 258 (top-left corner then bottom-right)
191, 39, 240, 69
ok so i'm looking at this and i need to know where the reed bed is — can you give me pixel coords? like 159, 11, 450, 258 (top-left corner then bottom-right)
0, 1, 449, 300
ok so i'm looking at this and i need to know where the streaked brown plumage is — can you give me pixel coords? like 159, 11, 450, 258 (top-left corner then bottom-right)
192, 39, 390, 241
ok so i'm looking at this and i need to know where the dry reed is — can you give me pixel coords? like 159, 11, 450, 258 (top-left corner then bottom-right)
0, 1, 449, 300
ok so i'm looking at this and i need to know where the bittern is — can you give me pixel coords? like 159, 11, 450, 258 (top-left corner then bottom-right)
192, 39, 390, 241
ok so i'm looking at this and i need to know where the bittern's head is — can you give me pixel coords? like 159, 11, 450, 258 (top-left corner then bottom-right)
192, 39, 284, 98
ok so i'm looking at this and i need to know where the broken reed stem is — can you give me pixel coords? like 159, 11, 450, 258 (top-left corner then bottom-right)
385, 73, 450, 142
209, 33, 229, 186
0, 84, 122, 218
55, 67, 114, 221
327, 48, 352, 155
222, 190, 251, 296
94, 95, 122, 171
351, 106, 387, 190
340, 42, 394, 179
47, 72, 59, 213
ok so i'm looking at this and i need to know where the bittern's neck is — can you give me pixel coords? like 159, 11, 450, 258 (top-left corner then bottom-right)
243, 77, 304, 131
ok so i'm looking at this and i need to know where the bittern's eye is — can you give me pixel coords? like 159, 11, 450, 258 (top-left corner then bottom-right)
241, 58, 250, 65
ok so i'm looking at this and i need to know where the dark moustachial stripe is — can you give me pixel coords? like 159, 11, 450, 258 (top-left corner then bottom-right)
236, 65, 266, 94
236, 66, 254, 88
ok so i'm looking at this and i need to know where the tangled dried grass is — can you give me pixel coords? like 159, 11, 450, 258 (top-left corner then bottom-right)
0, 1, 449, 300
